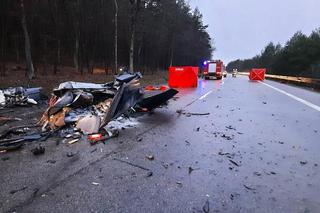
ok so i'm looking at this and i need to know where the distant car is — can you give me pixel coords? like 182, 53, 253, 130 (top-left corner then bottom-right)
223, 71, 227, 78
203, 60, 224, 80
232, 69, 238, 77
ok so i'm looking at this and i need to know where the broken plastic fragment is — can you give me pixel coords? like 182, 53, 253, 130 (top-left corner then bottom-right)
76, 115, 101, 134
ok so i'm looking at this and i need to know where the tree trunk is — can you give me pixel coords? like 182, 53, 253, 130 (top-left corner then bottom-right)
0, 2, 7, 77
129, 1, 139, 73
114, 0, 118, 74
42, 36, 47, 75
20, 0, 35, 80
129, 25, 135, 72
53, 39, 60, 74
74, 35, 79, 72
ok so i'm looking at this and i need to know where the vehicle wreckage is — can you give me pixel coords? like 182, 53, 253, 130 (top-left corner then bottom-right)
0, 72, 178, 152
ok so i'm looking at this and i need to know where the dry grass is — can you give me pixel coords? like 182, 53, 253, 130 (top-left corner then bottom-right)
0, 64, 168, 95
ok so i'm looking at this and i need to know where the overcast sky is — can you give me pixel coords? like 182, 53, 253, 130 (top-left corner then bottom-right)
189, 0, 320, 64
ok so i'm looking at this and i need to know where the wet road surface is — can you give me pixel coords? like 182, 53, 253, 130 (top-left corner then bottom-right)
1, 75, 320, 213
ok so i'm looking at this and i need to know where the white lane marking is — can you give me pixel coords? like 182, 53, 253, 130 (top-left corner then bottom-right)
260, 81, 320, 112
199, 91, 213, 100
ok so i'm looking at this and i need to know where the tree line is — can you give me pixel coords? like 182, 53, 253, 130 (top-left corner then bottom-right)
227, 29, 320, 78
0, 0, 213, 79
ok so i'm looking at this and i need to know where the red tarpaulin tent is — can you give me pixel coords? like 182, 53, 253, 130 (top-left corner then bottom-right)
168, 66, 198, 88
249, 68, 266, 81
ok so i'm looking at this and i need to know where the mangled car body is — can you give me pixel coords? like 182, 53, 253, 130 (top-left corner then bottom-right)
39, 72, 178, 134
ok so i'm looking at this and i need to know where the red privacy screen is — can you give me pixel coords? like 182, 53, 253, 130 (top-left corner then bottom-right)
249, 68, 266, 81
168, 66, 198, 88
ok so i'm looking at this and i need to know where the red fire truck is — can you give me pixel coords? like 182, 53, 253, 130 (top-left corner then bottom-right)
203, 60, 224, 80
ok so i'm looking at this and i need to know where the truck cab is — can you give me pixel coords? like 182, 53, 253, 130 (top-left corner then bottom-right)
203, 60, 224, 80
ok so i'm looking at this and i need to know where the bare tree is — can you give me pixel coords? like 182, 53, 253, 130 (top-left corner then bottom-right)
114, 0, 118, 74
20, 0, 35, 80
129, 0, 141, 72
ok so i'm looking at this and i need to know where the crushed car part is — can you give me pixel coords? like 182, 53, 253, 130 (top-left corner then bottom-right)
76, 115, 101, 134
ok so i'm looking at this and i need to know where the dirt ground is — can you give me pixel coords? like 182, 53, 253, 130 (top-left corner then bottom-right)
0, 63, 168, 95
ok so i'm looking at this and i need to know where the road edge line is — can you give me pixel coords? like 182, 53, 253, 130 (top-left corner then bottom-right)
259, 81, 320, 112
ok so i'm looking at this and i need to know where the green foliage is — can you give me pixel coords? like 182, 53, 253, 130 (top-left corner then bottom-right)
227, 29, 320, 78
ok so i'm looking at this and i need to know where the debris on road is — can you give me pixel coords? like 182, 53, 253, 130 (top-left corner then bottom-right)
243, 184, 256, 191
300, 161, 308, 165
68, 139, 79, 145
31, 145, 45, 155
113, 158, 150, 171
0, 72, 178, 155
0, 116, 22, 125
202, 200, 210, 213
66, 152, 77, 157
221, 133, 234, 140
229, 159, 240, 167
146, 155, 154, 161
176, 109, 210, 117
9, 186, 28, 195
0, 87, 42, 107
188, 166, 200, 174
92, 182, 100, 186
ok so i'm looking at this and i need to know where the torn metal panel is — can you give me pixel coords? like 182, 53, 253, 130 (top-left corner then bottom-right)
69, 91, 94, 108
115, 72, 142, 83
101, 79, 143, 127
48, 91, 73, 115
137, 88, 179, 110
53, 81, 112, 96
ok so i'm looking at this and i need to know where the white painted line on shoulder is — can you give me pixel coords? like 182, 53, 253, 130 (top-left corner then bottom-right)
199, 91, 213, 100
260, 81, 320, 112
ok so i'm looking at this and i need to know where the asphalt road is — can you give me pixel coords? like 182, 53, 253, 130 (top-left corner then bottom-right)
1, 75, 320, 213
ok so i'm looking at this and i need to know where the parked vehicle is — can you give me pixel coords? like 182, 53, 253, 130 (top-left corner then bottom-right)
203, 60, 224, 80
223, 70, 227, 78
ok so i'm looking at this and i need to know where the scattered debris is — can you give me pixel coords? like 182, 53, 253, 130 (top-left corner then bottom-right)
243, 184, 256, 191
146, 171, 153, 177
146, 155, 154, 161
226, 125, 236, 130
113, 158, 150, 171
0, 116, 22, 125
253, 172, 262, 176
188, 166, 200, 174
68, 139, 79, 145
92, 182, 100, 186
10, 186, 28, 195
300, 161, 308, 165
221, 134, 234, 140
67, 152, 77, 157
47, 160, 56, 164
229, 159, 240, 167
202, 200, 210, 213
88, 130, 119, 145
31, 145, 45, 155
176, 109, 210, 117
0, 87, 41, 107
176, 181, 183, 187
162, 163, 169, 169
